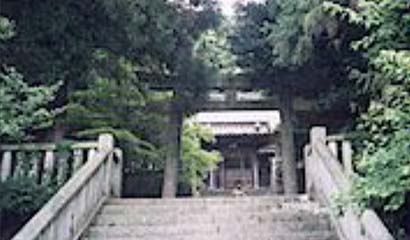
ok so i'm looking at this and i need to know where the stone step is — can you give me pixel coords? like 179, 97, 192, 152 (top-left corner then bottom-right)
94, 211, 331, 226
82, 196, 338, 240
106, 195, 311, 206
83, 230, 337, 240
100, 202, 321, 215
101, 200, 319, 208
89, 220, 331, 233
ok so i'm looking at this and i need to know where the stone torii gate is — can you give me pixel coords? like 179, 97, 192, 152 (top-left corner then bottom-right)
160, 84, 317, 198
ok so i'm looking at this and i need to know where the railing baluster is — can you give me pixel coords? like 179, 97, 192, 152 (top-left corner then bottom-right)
87, 148, 96, 163
328, 140, 338, 160
72, 149, 83, 173
14, 152, 24, 178
57, 156, 68, 185
28, 152, 40, 182
1, 151, 12, 181
43, 150, 55, 184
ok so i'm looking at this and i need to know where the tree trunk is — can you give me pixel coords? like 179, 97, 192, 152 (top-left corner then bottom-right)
278, 89, 298, 194
349, 0, 359, 10
0, 210, 3, 240
49, 121, 67, 141
162, 104, 183, 198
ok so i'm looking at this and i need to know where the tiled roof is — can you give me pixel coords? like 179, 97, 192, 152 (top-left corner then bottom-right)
189, 111, 281, 136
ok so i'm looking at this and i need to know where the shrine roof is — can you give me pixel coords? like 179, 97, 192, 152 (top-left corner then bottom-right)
189, 111, 281, 136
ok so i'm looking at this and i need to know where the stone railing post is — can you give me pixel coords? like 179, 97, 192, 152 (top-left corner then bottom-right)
98, 134, 114, 153
303, 144, 311, 195
310, 127, 327, 150
112, 148, 123, 197
342, 140, 353, 175
98, 134, 115, 196
307, 127, 327, 197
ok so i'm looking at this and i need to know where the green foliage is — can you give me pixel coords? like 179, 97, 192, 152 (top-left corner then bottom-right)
181, 122, 220, 195
1, 1, 222, 192
325, 0, 410, 96
194, 26, 238, 76
265, 0, 315, 67
0, 67, 57, 140
353, 131, 410, 211
0, 16, 57, 141
65, 50, 163, 166
0, 67, 56, 141
262, 0, 341, 68
326, 1, 410, 237
231, 0, 356, 119
231, 2, 276, 84
0, 0, 220, 104
0, 175, 57, 215
353, 50, 410, 210
0, 16, 15, 41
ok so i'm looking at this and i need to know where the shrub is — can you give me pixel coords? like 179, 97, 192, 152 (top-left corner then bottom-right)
0, 175, 57, 215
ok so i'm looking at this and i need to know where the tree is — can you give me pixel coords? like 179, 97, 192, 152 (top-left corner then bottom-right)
0, 0, 215, 134
0, 16, 56, 141
326, 1, 410, 237
181, 122, 220, 196
0, 17, 57, 238
154, 1, 222, 198
0, 67, 56, 141
1, 0, 222, 198
65, 50, 163, 167
231, 0, 355, 193
194, 25, 238, 77
0, 16, 14, 41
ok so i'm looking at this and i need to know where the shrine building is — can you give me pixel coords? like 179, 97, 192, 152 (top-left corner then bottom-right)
190, 110, 284, 194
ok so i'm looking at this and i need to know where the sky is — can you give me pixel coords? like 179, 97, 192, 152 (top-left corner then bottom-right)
218, 0, 264, 17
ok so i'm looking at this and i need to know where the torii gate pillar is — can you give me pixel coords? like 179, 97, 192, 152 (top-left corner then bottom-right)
162, 103, 183, 198
279, 90, 298, 194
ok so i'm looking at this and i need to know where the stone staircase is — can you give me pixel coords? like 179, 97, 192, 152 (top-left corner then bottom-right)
82, 196, 338, 240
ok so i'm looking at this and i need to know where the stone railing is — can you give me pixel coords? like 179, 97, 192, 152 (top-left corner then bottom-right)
1, 139, 101, 184
9, 134, 123, 240
304, 127, 394, 240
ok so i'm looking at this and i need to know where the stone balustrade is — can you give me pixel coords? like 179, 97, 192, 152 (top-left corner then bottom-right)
305, 127, 394, 240
8, 134, 123, 240
326, 134, 353, 175
1, 140, 100, 184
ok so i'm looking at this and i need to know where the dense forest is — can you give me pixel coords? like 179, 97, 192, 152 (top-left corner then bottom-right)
1, 0, 410, 238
